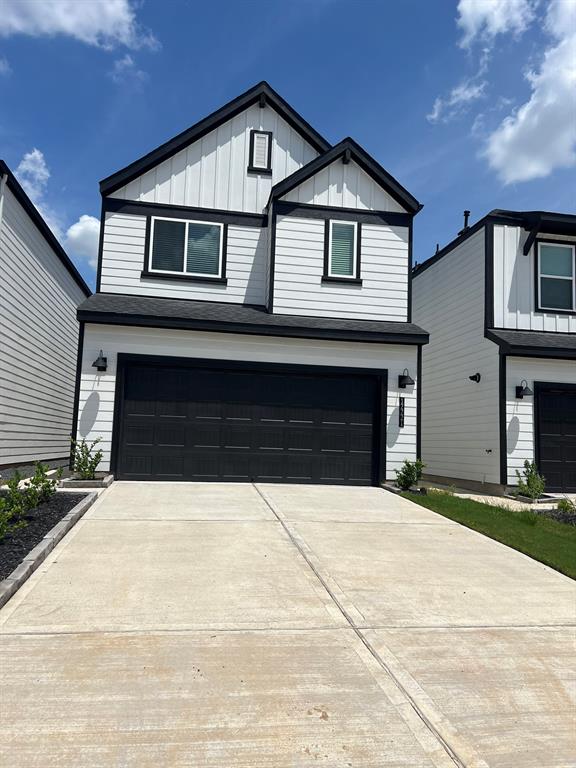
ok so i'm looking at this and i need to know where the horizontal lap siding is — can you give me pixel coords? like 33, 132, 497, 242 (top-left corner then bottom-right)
273, 216, 409, 321
493, 225, 576, 332
506, 357, 576, 484
78, 325, 418, 478
280, 159, 405, 212
413, 228, 501, 485
100, 212, 267, 304
0, 186, 86, 465
109, 105, 318, 214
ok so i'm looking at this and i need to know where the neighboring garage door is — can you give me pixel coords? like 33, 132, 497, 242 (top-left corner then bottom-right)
536, 384, 576, 492
114, 357, 385, 486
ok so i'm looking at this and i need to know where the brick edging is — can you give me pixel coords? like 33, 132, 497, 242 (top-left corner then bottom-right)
0, 492, 98, 610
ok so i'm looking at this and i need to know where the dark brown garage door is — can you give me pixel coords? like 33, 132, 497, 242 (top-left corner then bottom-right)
113, 357, 385, 486
536, 384, 576, 492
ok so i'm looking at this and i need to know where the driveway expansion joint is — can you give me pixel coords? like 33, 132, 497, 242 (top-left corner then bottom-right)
252, 483, 489, 768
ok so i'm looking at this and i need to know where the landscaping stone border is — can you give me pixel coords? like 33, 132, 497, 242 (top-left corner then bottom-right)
0, 492, 98, 610
60, 474, 114, 489
382, 483, 427, 496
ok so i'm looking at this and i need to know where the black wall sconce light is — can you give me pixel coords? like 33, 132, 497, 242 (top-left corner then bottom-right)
398, 368, 415, 388
515, 380, 533, 399
92, 350, 107, 372
469, 373, 481, 383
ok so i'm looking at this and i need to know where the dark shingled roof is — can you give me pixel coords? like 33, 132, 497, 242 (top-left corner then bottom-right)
78, 293, 429, 345
487, 328, 576, 359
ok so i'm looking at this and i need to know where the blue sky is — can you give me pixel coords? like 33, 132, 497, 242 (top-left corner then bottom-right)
1, 0, 574, 290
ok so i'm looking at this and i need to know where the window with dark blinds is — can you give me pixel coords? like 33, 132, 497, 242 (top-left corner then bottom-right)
330, 222, 356, 277
186, 223, 221, 276
149, 218, 223, 278
151, 220, 186, 272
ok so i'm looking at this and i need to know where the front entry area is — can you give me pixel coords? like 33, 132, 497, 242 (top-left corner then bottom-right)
113, 355, 385, 485
536, 383, 576, 492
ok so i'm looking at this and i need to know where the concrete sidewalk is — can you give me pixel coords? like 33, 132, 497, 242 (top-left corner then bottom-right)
1, 482, 574, 767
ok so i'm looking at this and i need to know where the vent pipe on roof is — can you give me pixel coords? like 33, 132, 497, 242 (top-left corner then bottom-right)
458, 210, 471, 236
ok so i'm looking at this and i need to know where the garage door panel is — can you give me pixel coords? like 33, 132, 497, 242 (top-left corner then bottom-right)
537, 386, 576, 492
116, 361, 381, 485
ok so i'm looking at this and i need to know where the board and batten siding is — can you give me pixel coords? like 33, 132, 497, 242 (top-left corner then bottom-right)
99, 211, 267, 304
493, 225, 576, 332
78, 324, 418, 478
109, 104, 318, 214
0, 185, 86, 466
280, 159, 405, 212
272, 215, 409, 321
505, 356, 576, 484
413, 227, 501, 485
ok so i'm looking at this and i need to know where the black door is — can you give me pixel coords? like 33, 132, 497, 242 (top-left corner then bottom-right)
536, 384, 576, 492
114, 358, 383, 485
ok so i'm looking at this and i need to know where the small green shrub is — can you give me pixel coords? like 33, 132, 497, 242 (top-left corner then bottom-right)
395, 459, 426, 491
28, 462, 62, 504
0, 463, 62, 543
71, 438, 103, 480
515, 460, 546, 501
557, 497, 576, 514
0, 497, 26, 542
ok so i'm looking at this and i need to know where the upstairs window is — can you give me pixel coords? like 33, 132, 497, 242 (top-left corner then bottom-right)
537, 241, 575, 312
248, 130, 272, 174
149, 217, 224, 279
327, 220, 358, 279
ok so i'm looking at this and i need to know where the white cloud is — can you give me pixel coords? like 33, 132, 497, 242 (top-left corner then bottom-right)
65, 215, 100, 268
484, 0, 576, 183
457, 0, 537, 47
15, 148, 51, 204
15, 148, 99, 268
427, 78, 487, 123
109, 53, 148, 89
0, 0, 158, 50
0, 55, 11, 75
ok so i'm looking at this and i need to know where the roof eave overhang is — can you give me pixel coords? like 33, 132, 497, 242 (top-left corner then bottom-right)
0, 160, 91, 297
485, 329, 576, 360
78, 310, 430, 346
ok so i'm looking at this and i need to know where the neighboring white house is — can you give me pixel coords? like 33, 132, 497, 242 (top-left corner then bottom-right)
74, 81, 428, 486
0, 160, 91, 471
413, 210, 576, 493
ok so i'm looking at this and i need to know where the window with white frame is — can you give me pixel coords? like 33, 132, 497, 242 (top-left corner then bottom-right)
248, 130, 272, 173
328, 220, 358, 278
537, 241, 575, 312
149, 217, 224, 278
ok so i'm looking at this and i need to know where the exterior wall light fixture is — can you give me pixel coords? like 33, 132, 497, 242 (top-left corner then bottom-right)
398, 369, 415, 388
516, 380, 533, 399
92, 350, 108, 372
469, 373, 481, 383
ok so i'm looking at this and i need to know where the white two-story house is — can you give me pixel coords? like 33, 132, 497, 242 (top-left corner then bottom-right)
74, 81, 428, 486
413, 210, 576, 493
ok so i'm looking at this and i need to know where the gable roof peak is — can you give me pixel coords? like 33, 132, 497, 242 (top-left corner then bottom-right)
99, 80, 331, 196
269, 136, 422, 215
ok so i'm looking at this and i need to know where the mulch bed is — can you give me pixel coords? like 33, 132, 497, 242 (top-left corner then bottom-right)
0, 493, 86, 581
532, 507, 576, 526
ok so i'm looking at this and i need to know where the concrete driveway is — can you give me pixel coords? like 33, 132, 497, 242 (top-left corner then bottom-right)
1, 483, 574, 767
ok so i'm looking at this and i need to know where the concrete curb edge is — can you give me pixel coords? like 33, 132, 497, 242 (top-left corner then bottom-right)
0, 491, 98, 610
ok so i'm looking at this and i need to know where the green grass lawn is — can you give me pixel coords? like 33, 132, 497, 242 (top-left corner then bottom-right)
402, 491, 576, 580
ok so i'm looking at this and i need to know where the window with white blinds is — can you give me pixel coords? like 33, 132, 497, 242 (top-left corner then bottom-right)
329, 221, 357, 278
149, 217, 223, 278
249, 130, 272, 171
